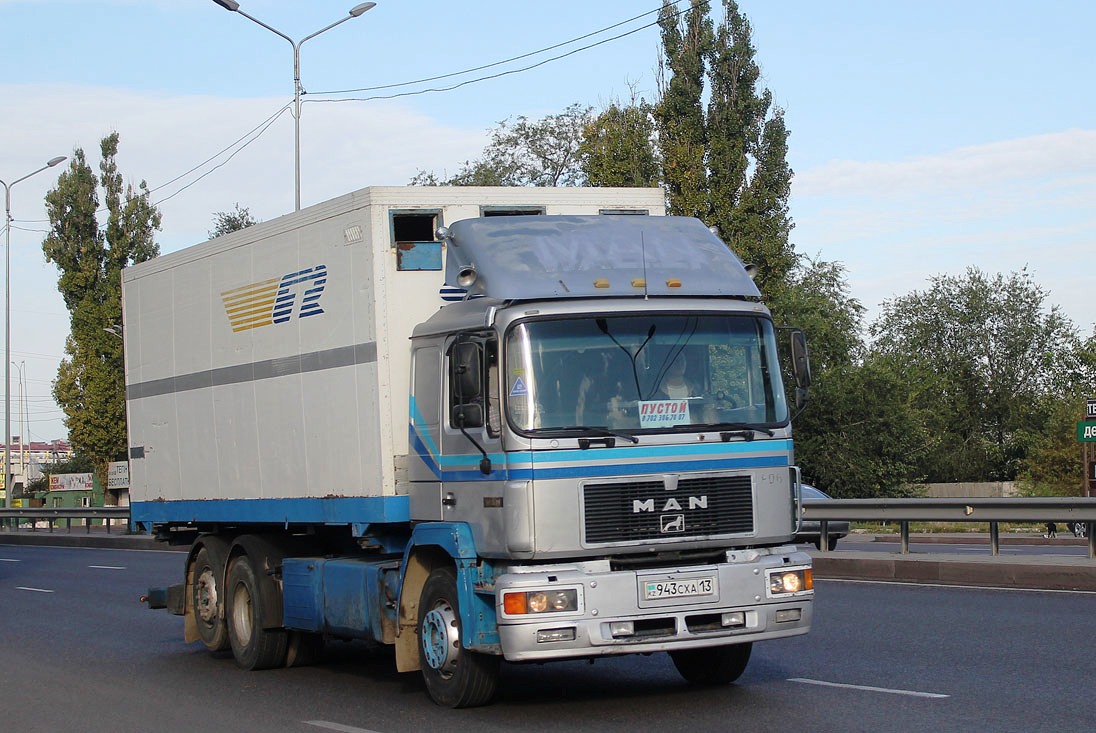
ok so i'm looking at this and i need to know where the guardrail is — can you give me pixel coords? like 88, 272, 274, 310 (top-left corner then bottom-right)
802, 497, 1096, 558
0, 507, 132, 534
3, 500, 1094, 558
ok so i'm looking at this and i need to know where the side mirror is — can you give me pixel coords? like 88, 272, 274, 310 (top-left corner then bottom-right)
452, 403, 484, 429
452, 341, 482, 401
790, 330, 811, 389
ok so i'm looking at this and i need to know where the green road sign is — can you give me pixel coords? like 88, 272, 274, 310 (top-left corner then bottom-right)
1078, 421, 1096, 442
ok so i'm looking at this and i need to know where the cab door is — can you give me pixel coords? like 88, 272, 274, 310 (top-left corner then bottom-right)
437, 333, 509, 553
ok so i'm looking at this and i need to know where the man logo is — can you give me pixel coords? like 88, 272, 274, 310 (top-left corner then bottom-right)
632, 496, 708, 513
661, 514, 685, 533
221, 265, 327, 333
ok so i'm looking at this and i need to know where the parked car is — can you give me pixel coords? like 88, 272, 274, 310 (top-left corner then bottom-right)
796, 484, 850, 551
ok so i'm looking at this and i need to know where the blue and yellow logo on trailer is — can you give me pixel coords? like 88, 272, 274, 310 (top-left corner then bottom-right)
221, 265, 327, 332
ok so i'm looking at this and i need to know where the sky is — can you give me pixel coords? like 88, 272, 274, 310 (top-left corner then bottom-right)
1, 0, 1094, 442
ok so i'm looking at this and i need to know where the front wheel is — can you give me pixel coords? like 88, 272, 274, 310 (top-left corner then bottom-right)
670, 642, 752, 685
418, 567, 499, 708
225, 556, 288, 671
1071, 522, 1087, 538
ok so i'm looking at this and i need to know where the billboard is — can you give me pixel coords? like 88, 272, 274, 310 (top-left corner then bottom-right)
107, 461, 130, 491
49, 473, 94, 492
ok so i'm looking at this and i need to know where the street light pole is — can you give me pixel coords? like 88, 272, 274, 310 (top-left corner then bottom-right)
11, 361, 25, 484
1, 154, 66, 510
211, 1, 376, 212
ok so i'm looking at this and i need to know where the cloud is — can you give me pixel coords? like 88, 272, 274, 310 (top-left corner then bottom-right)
790, 129, 1096, 333
2, 83, 488, 248
2, 82, 489, 439
796, 129, 1096, 197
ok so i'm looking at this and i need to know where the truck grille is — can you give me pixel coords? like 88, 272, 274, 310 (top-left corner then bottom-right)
583, 475, 754, 544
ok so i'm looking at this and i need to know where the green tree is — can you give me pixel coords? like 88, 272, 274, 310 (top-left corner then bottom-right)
767, 258, 926, 497
209, 203, 259, 239
655, 0, 712, 219
1018, 332, 1096, 495
656, 0, 795, 296
412, 104, 593, 187
43, 133, 161, 485
580, 96, 660, 188
869, 268, 1083, 482
1019, 394, 1090, 496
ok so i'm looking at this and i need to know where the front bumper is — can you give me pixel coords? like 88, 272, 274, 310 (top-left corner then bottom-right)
494, 545, 812, 662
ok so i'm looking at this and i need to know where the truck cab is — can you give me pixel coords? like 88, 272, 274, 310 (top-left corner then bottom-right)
400, 215, 812, 702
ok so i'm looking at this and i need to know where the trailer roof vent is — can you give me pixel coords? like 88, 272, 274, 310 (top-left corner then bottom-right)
344, 224, 363, 244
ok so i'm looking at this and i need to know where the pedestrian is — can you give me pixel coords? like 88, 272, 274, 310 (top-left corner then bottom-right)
1043, 521, 1057, 539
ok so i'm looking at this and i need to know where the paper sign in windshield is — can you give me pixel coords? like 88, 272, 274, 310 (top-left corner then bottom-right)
639, 399, 691, 427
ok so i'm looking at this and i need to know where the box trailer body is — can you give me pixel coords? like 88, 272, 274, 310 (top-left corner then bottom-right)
126, 186, 813, 708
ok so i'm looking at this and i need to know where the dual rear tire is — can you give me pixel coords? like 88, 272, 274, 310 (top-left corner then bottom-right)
188, 542, 298, 670
191, 546, 229, 652
225, 555, 288, 670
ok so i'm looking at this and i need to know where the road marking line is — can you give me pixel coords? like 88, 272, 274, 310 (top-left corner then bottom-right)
0, 558, 20, 562
303, 722, 384, 733
16, 587, 55, 593
789, 677, 949, 698
819, 578, 1096, 595
88, 565, 126, 570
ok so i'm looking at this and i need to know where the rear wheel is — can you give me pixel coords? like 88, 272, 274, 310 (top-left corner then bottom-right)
191, 547, 229, 651
1071, 522, 1087, 538
225, 556, 288, 670
418, 566, 499, 708
670, 642, 752, 685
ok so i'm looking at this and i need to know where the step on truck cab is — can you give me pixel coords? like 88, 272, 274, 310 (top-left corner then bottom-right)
126, 186, 813, 708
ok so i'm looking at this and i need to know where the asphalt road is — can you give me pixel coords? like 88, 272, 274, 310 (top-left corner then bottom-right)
1, 544, 1093, 732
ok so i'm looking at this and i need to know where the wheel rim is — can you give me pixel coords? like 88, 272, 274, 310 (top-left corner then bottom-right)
421, 599, 460, 678
195, 567, 218, 624
230, 580, 254, 647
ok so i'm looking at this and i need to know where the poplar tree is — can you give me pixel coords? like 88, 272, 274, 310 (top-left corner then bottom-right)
655, 0, 712, 219
42, 133, 161, 485
656, 0, 795, 296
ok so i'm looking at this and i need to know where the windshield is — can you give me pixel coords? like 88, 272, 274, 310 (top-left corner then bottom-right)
503, 313, 788, 434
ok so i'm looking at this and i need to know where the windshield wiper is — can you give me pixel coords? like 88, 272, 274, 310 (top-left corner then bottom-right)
528, 426, 640, 446
663, 422, 776, 441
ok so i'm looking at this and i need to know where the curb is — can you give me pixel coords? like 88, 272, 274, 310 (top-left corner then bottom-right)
812, 552, 1096, 592
861, 533, 1089, 546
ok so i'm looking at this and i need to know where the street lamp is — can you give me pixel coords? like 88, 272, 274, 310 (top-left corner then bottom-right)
1, 154, 66, 509
211, 1, 377, 211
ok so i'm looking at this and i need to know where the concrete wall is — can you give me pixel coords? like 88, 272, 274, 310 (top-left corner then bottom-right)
922, 482, 1019, 498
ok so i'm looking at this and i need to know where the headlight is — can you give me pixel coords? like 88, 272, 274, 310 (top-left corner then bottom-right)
766, 567, 813, 597
503, 588, 579, 615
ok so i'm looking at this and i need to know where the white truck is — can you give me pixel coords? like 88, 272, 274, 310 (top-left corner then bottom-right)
127, 185, 814, 707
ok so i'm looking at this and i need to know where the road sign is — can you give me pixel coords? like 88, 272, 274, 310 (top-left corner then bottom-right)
1088, 399, 1096, 419
1078, 421, 1096, 442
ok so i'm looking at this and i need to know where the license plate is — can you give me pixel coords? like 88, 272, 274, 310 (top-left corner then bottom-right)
642, 576, 716, 601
